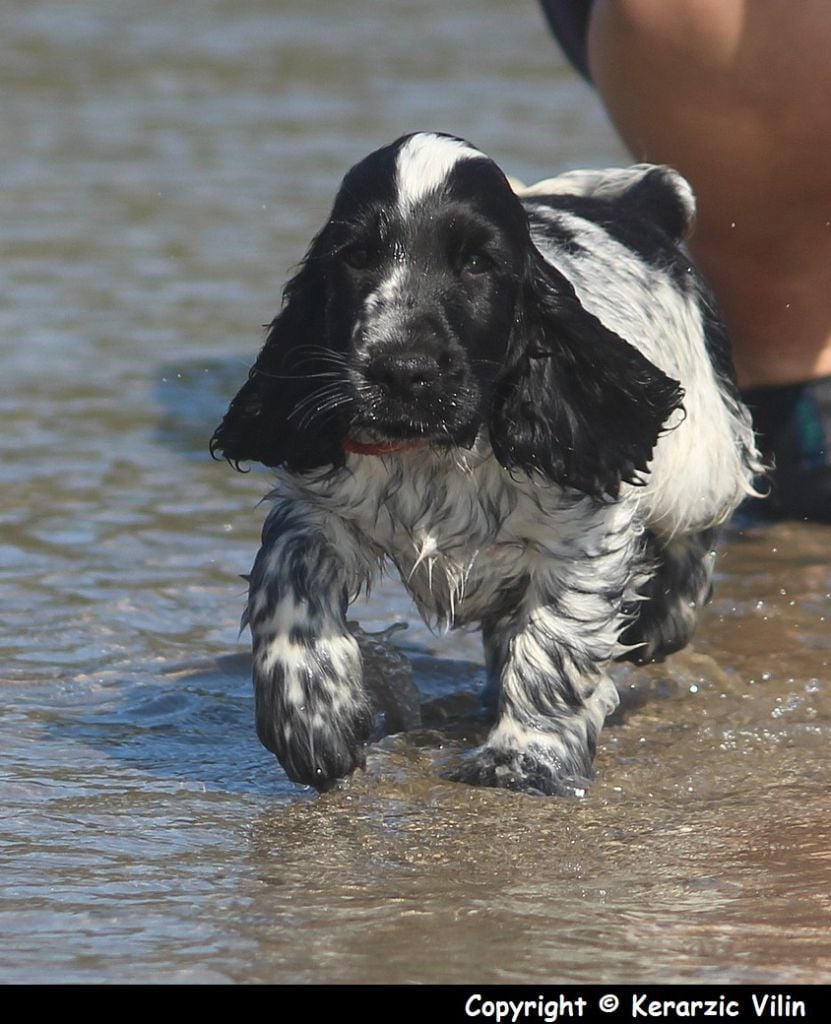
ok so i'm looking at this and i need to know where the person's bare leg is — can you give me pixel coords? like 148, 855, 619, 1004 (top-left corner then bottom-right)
586, 0, 831, 391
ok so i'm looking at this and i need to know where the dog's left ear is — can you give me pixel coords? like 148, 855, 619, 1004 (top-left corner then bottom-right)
490, 256, 684, 498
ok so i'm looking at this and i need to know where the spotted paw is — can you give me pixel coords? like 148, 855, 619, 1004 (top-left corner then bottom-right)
444, 745, 592, 798
285, 724, 371, 793
255, 685, 374, 793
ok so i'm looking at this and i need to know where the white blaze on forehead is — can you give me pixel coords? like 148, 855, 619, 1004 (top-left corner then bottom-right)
363, 262, 408, 319
395, 133, 483, 212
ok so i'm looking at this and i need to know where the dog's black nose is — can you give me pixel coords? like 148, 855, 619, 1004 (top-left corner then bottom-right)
364, 351, 443, 398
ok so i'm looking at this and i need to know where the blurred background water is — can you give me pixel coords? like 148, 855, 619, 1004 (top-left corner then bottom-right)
1, 0, 829, 984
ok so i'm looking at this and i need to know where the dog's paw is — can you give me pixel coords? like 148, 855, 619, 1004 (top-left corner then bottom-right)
252, 630, 374, 792
262, 701, 374, 793
444, 745, 592, 798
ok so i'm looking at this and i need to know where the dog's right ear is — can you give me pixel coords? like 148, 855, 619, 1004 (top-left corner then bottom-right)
210, 248, 347, 473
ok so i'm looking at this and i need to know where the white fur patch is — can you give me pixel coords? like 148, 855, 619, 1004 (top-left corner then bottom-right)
395, 133, 482, 212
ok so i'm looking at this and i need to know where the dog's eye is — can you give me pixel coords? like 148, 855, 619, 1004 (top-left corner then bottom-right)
461, 252, 493, 277
343, 245, 372, 270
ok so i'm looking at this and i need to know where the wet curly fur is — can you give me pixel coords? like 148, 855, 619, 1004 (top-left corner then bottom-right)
212, 132, 761, 795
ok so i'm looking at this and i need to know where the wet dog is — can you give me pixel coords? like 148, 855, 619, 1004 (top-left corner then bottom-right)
212, 132, 761, 794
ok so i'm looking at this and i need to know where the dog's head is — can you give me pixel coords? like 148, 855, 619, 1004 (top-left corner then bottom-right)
211, 132, 684, 497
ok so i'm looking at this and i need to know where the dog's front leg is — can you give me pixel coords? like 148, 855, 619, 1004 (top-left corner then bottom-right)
454, 500, 647, 798
246, 500, 375, 792
459, 606, 622, 796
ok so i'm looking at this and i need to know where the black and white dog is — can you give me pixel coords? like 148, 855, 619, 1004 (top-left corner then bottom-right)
212, 132, 761, 795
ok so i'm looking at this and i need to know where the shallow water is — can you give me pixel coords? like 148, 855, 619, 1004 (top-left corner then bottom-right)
1, 0, 829, 985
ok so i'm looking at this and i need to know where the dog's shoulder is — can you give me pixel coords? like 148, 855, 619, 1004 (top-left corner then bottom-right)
514, 163, 695, 246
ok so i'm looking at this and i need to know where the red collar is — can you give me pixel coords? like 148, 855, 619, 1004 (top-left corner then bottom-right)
343, 437, 428, 457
